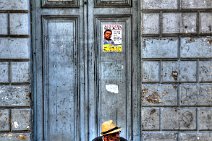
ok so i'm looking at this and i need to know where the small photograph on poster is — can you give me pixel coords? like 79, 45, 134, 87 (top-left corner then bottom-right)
103, 24, 122, 53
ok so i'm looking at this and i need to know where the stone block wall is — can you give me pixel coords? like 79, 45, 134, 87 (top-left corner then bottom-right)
0, 0, 211, 140
0, 0, 31, 141
141, 0, 212, 140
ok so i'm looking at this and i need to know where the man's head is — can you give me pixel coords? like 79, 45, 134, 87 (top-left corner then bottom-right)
104, 29, 112, 40
101, 120, 121, 141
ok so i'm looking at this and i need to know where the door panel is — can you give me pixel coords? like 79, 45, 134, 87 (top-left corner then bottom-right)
95, 17, 132, 138
42, 16, 79, 141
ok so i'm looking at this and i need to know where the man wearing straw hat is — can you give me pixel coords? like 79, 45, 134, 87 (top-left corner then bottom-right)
92, 120, 127, 141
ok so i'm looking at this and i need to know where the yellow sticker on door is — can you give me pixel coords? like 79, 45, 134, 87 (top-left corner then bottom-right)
103, 44, 122, 52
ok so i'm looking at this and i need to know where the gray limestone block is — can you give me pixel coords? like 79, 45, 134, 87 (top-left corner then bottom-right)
199, 61, 212, 82
142, 132, 177, 141
180, 37, 212, 58
11, 109, 31, 131
0, 85, 30, 106
181, 0, 212, 9
161, 108, 196, 130
142, 0, 177, 9
179, 61, 197, 82
10, 13, 30, 35
142, 13, 159, 34
198, 108, 212, 130
141, 108, 160, 130
142, 61, 160, 82
0, 133, 31, 141
141, 84, 178, 106
0, 0, 29, 10
163, 13, 181, 33
180, 84, 212, 106
0, 38, 30, 59
180, 84, 198, 106
180, 13, 197, 33
142, 38, 178, 58
200, 13, 212, 33
0, 62, 9, 82
161, 61, 196, 82
179, 132, 212, 141
161, 61, 179, 82
11, 62, 30, 82
0, 109, 9, 131
0, 14, 8, 35
198, 84, 212, 106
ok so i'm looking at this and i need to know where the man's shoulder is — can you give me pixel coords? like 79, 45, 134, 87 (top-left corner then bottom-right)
92, 136, 102, 141
120, 137, 128, 141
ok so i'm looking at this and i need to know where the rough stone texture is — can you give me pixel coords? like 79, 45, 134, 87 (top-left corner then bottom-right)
180, 84, 212, 106
0, 109, 9, 131
142, 61, 160, 82
198, 108, 212, 130
163, 13, 181, 33
0, 133, 31, 141
200, 13, 212, 33
10, 13, 30, 35
142, 38, 178, 58
140, 0, 212, 139
141, 84, 178, 106
161, 61, 196, 82
142, 0, 178, 9
199, 61, 212, 82
0, 0, 31, 140
142, 13, 159, 34
11, 62, 30, 82
180, 37, 212, 58
179, 133, 212, 141
199, 84, 212, 106
11, 109, 31, 131
161, 108, 196, 130
180, 84, 198, 106
181, 0, 212, 9
0, 62, 9, 82
0, 14, 8, 35
0, 85, 30, 106
161, 61, 179, 82
0, 0, 29, 10
179, 61, 197, 82
180, 13, 197, 33
141, 108, 160, 130
0, 38, 30, 59
142, 132, 177, 141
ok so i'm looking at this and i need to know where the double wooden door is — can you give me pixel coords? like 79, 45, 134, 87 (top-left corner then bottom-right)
33, 0, 139, 140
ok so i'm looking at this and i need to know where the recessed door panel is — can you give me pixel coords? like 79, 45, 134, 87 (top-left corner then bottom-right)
42, 17, 79, 141
95, 16, 132, 138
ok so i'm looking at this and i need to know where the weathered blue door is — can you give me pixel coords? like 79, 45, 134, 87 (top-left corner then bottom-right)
33, 0, 138, 141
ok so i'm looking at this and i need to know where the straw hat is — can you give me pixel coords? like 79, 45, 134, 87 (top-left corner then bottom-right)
101, 120, 122, 135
